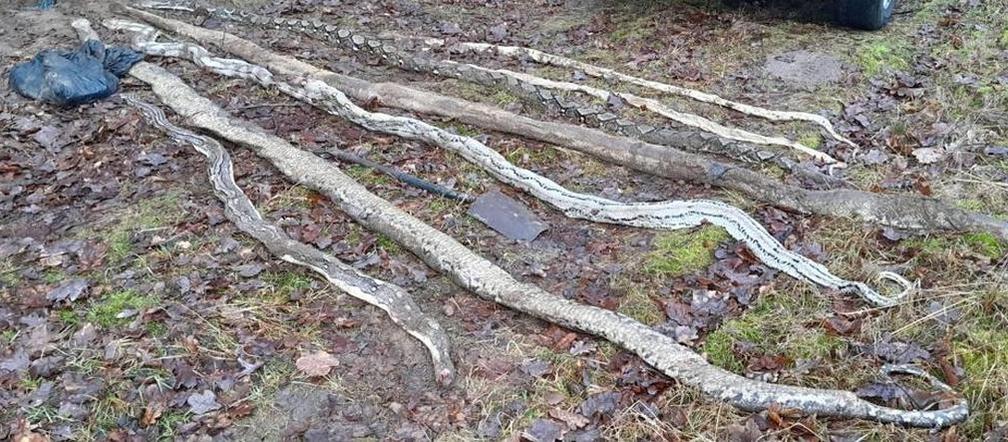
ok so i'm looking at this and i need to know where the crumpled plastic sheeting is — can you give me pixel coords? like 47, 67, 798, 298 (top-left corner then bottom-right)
8, 39, 143, 106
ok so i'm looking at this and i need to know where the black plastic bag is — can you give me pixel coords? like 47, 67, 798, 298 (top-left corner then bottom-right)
8, 39, 143, 106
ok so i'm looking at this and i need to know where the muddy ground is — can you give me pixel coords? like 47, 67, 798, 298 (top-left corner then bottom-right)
1, 0, 1006, 440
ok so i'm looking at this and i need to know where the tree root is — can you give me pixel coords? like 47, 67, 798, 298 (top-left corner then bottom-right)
94, 16, 968, 426
73, 19, 455, 385
120, 4, 1008, 242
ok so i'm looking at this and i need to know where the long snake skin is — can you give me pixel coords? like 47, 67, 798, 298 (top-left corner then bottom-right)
110, 16, 910, 307
97, 15, 969, 427
121, 92, 455, 384
140, 1, 836, 168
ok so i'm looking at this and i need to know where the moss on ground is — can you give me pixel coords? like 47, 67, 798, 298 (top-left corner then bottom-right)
88, 193, 184, 264
616, 284, 664, 326
953, 297, 1008, 434
856, 40, 911, 75
86, 290, 159, 328
797, 132, 822, 150
643, 226, 729, 277
702, 291, 840, 371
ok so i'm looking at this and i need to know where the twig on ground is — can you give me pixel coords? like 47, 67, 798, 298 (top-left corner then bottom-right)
326, 149, 474, 202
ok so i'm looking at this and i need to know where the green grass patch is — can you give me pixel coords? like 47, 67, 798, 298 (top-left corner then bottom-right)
108, 229, 133, 263
904, 233, 1006, 261
491, 89, 519, 106
0, 259, 20, 288
262, 271, 313, 300
157, 410, 192, 439
42, 269, 64, 284
906, 236, 948, 255
264, 186, 315, 210
451, 123, 482, 138
607, 6, 657, 44
57, 309, 80, 327
616, 285, 664, 326
702, 291, 839, 371
89, 394, 129, 434
703, 328, 743, 372
856, 41, 910, 75
797, 132, 822, 150
426, 197, 459, 217
92, 193, 184, 264
643, 226, 729, 277
1, 329, 16, 345
24, 404, 62, 427
956, 198, 987, 213
963, 232, 1006, 260
19, 375, 42, 391
504, 145, 559, 166
86, 290, 159, 328
248, 358, 296, 407
345, 164, 392, 186
376, 233, 401, 254
146, 320, 168, 337
954, 303, 1008, 434
438, 79, 490, 103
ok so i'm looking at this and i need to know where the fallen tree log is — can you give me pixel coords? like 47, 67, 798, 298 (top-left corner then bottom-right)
86, 14, 970, 427
119, 5, 1008, 241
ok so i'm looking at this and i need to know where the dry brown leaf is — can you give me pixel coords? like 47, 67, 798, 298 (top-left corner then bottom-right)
141, 401, 165, 427
296, 350, 340, 377
548, 407, 590, 429
12, 418, 50, 442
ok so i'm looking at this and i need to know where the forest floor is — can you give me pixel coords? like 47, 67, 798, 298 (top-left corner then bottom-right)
1, 0, 1006, 440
